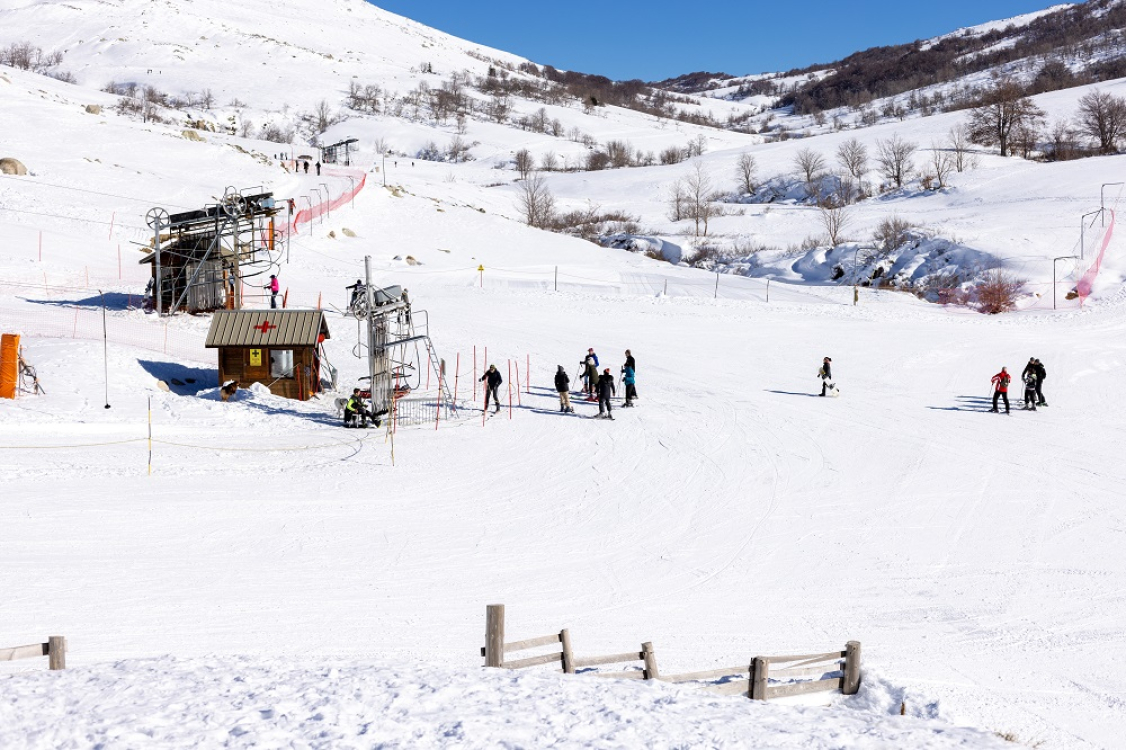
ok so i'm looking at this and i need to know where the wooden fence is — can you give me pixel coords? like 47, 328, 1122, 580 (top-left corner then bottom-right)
481, 605, 859, 701
482, 605, 659, 679
0, 636, 66, 671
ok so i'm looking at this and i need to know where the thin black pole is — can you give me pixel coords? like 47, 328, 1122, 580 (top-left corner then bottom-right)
100, 289, 110, 409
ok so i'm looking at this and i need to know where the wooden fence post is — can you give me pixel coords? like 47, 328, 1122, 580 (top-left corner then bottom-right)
48, 636, 66, 670
485, 604, 505, 668
843, 640, 861, 695
641, 641, 659, 680
751, 656, 768, 700
560, 629, 574, 674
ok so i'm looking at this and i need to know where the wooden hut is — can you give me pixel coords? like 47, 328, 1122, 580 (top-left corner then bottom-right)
204, 310, 330, 401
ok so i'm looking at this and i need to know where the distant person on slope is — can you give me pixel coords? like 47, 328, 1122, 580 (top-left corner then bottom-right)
622, 349, 638, 401
303, 161, 309, 174
1021, 368, 1038, 411
582, 349, 599, 398
596, 368, 616, 420
990, 367, 1011, 414
555, 365, 574, 413
265, 274, 280, 309
622, 364, 637, 407
1032, 358, 1047, 406
480, 364, 502, 413
818, 356, 833, 397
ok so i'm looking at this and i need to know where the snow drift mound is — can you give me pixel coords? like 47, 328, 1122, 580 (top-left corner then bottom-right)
0, 657, 1016, 749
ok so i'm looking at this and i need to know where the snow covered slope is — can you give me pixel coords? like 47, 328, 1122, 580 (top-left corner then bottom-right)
2, 2, 1126, 749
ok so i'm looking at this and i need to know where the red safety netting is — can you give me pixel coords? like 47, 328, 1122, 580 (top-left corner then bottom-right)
1076, 209, 1115, 306
279, 168, 367, 238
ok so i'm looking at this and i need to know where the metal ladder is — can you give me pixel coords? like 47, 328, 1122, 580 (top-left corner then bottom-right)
422, 336, 458, 417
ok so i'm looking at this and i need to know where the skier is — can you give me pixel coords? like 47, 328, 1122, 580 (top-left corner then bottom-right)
596, 368, 616, 419
303, 161, 309, 174
480, 364, 502, 413
554, 365, 574, 413
990, 367, 1011, 414
1032, 358, 1047, 406
582, 348, 599, 399
622, 349, 638, 401
265, 274, 280, 309
315, 161, 322, 176
1021, 367, 1038, 411
818, 356, 833, 397
622, 364, 637, 407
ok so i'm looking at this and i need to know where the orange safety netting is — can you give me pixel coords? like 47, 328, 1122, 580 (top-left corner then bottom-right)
0, 333, 19, 399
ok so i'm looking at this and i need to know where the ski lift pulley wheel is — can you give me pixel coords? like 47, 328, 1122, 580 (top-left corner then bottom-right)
145, 207, 170, 230
222, 189, 247, 218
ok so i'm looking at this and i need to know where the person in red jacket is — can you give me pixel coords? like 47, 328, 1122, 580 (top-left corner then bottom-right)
990, 367, 1011, 413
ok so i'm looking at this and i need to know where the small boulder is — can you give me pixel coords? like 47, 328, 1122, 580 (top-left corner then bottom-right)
181, 130, 203, 142
85, 104, 102, 115
341, 227, 356, 237
0, 158, 28, 175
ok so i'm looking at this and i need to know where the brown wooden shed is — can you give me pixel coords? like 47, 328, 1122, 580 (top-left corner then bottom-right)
205, 309, 330, 401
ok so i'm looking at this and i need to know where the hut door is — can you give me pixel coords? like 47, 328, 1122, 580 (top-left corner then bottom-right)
246, 348, 268, 383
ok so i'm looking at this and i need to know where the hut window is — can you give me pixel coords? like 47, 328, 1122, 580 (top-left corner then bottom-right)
270, 349, 295, 378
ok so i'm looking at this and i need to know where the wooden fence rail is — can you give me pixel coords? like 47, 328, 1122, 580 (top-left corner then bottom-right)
481, 605, 861, 703
0, 636, 66, 671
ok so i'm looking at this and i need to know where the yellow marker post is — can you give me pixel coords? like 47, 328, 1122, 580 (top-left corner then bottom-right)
477, 265, 484, 288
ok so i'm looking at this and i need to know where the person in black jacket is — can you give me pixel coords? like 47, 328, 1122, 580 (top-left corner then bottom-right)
555, 365, 574, 413
596, 368, 616, 419
480, 364, 502, 413
1032, 358, 1047, 406
622, 349, 638, 401
819, 357, 833, 396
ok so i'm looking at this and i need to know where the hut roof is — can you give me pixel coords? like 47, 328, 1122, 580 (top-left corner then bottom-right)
205, 309, 330, 348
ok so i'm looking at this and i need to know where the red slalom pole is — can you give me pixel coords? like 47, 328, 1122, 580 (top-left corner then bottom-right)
435, 390, 441, 431
514, 361, 522, 406
526, 354, 530, 394
482, 388, 488, 426
508, 360, 513, 419
473, 346, 478, 400
454, 353, 460, 400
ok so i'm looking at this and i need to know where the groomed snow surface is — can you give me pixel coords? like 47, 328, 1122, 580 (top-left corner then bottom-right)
2, 1, 1126, 748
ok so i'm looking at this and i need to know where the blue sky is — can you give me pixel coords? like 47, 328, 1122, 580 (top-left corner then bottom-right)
370, 1, 1061, 81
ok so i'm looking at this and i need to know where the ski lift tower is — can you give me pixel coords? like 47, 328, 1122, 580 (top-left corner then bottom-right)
356, 256, 456, 419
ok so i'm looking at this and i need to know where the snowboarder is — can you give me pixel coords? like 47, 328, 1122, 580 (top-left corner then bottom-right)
990, 367, 1011, 414
818, 357, 833, 397
622, 364, 637, 407
265, 274, 279, 309
555, 365, 574, 413
622, 349, 638, 401
1021, 368, 1038, 411
480, 364, 502, 413
596, 368, 616, 419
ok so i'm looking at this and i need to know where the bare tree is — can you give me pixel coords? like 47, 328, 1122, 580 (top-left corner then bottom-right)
1046, 119, 1080, 161
975, 268, 1025, 314
875, 134, 917, 189
794, 148, 827, 199
666, 179, 688, 222
836, 138, 868, 185
929, 143, 954, 188
967, 79, 1045, 157
513, 148, 534, 180
313, 99, 334, 133
819, 201, 853, 247
517, 173, 556, 228
1076, 89, 1126, 154
200, 88, 215, 110
540, 151, 558, 172
734, 152, 757, 195
947, 125, 973, 172
684, 163, 717, 237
